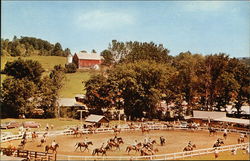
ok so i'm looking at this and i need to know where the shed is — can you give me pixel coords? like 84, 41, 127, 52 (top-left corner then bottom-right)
57, 98, 86, 108
73, 51, 102, 69
84, 114, 109, 128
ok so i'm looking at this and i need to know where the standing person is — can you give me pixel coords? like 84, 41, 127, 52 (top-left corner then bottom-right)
214, 148, 219, 158
223, 128, 228, 140
46, 123, 49, 131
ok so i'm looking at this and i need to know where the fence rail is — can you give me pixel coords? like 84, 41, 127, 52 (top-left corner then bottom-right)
1, 124, 249, 160
55, 143, 249, 160
0, 147, 55, 161
1, 124, 250, 143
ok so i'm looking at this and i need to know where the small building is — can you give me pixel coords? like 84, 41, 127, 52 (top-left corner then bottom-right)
189, 110, 250, 127
73, 51, 102, 69
84, 114, 109, 128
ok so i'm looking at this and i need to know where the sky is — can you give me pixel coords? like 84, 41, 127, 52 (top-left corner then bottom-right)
2, 1, 249, 57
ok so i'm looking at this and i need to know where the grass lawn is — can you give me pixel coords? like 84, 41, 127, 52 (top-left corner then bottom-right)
0, 118, 129, 135
181, 150, 249, 160
1, 118, 81, 134
60, 70, 93, 97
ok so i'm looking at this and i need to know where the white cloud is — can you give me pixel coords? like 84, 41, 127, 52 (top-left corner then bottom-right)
182, 1, 225, 12
76, 10, 135, 30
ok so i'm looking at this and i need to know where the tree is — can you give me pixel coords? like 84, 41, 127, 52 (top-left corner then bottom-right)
4, 58, 45, 83
100, 49, 114, 66
107, 40, 171, 64
65, 63, 77, 73
52, 42, 63, 56
92, 49, 97, 53
1, 78, 37, 117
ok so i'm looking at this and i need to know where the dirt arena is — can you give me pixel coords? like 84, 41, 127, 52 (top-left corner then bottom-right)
1, 129, 248, 157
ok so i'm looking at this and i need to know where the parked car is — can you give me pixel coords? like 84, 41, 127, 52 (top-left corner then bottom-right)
0, 121, 21, 129
180, 121, 188, 128
23, 121, 41, 128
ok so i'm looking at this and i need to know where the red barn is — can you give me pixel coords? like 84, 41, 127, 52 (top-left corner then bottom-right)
73, 51, 102, 69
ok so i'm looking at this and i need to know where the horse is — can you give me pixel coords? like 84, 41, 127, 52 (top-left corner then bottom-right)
32, 132, 38, 141
18, 139, 27, 149
107, 141, 120, 151
88, 127, 96, 134
141, 126, 150, 134
208, 127, 217, 136
92, 145, 110, 156
71, 128, 84, 137
128, 123, 136, 130
143, 140, 157, 149
75, 141, 93, 152
113, 128, 121, 134
126, 142, 142, 154
140, 147, 159, 156
39, 137, 46, 147
117, 137, 124, 144
183, 144, 196, 151
213, 140, 224, 148
160, 137, 166, 146
238, 137, 245, 144
45, 144, 59, 153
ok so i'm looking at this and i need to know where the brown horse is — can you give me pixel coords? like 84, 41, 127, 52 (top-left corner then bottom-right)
209, 128, 217, 136
107, 141, 120, 151
113, 128, 121, 134
92, 145, 110, 156
32, 132, 38, 141
140, 148, 159, 156
183, 144, 196, 151
45, 144, 59, 153
75, 141, 93, 152
128, 123, 136, 130
126, 143, 142, 154
238, 137, 245, 144
141, 126, 150, 134
71, 128, 84, 137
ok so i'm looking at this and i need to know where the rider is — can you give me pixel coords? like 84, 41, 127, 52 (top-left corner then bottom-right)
188, 141, 192, 147
84, 137, 88, 144
100, 143, 105, 151
51, 140, 57, 148
224, 128, 227, 135
132, 140, 138, 148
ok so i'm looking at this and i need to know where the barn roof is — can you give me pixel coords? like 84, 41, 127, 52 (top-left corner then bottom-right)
213, 117, 249, 125
57, 98, 86, 107
192, 110, 226, 120
85, 114, 109, 123
75, 51, 102, 60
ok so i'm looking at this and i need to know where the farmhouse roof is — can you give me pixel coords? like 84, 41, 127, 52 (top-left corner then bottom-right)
85, 114, 109, 123
213, 117, 249, 125
57, 98, 86, 107
75, 51, 102, 60
192, 110, 226, 120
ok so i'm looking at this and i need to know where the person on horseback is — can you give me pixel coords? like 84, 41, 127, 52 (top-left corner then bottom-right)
84, 137, 88, 145
188, 141, 192, 148
132, 140, 138, 148
51, 140, 57, 148
100, 143, 105, 151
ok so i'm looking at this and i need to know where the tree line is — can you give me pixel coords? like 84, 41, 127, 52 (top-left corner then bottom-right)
1, 36, 71, 57
85, 40, 250, 120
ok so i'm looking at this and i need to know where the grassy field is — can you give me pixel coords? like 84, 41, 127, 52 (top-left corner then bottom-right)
182, 150, 249, 160
0, 118, 128, 135
0, 56, 98, 97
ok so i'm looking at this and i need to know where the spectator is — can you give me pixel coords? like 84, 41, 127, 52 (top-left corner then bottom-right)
214, 148, 219, 158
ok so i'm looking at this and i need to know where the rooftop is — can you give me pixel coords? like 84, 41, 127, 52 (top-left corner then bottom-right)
75, 51, 102, 60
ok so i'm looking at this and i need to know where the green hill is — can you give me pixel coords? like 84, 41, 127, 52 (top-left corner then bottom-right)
1, 56, 96, 97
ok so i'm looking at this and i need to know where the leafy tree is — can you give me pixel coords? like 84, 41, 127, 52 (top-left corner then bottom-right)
65, 63, 77, 73
92, 49, 97, 53
1, 78, 37, 117
4, 58, 45, 83
100, 49, 114, 66
52, 42, 63, 56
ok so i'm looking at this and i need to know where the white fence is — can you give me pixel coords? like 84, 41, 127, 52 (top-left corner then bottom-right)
1, 124, 249, 160
1, 124, 249, 143
56, 143, 249, 160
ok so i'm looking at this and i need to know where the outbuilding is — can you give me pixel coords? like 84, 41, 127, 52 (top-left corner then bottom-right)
84, 114, 109, 128
73, 51, 102, 69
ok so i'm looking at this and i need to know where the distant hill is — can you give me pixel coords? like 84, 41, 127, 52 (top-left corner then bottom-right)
1, 36, 71, 57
